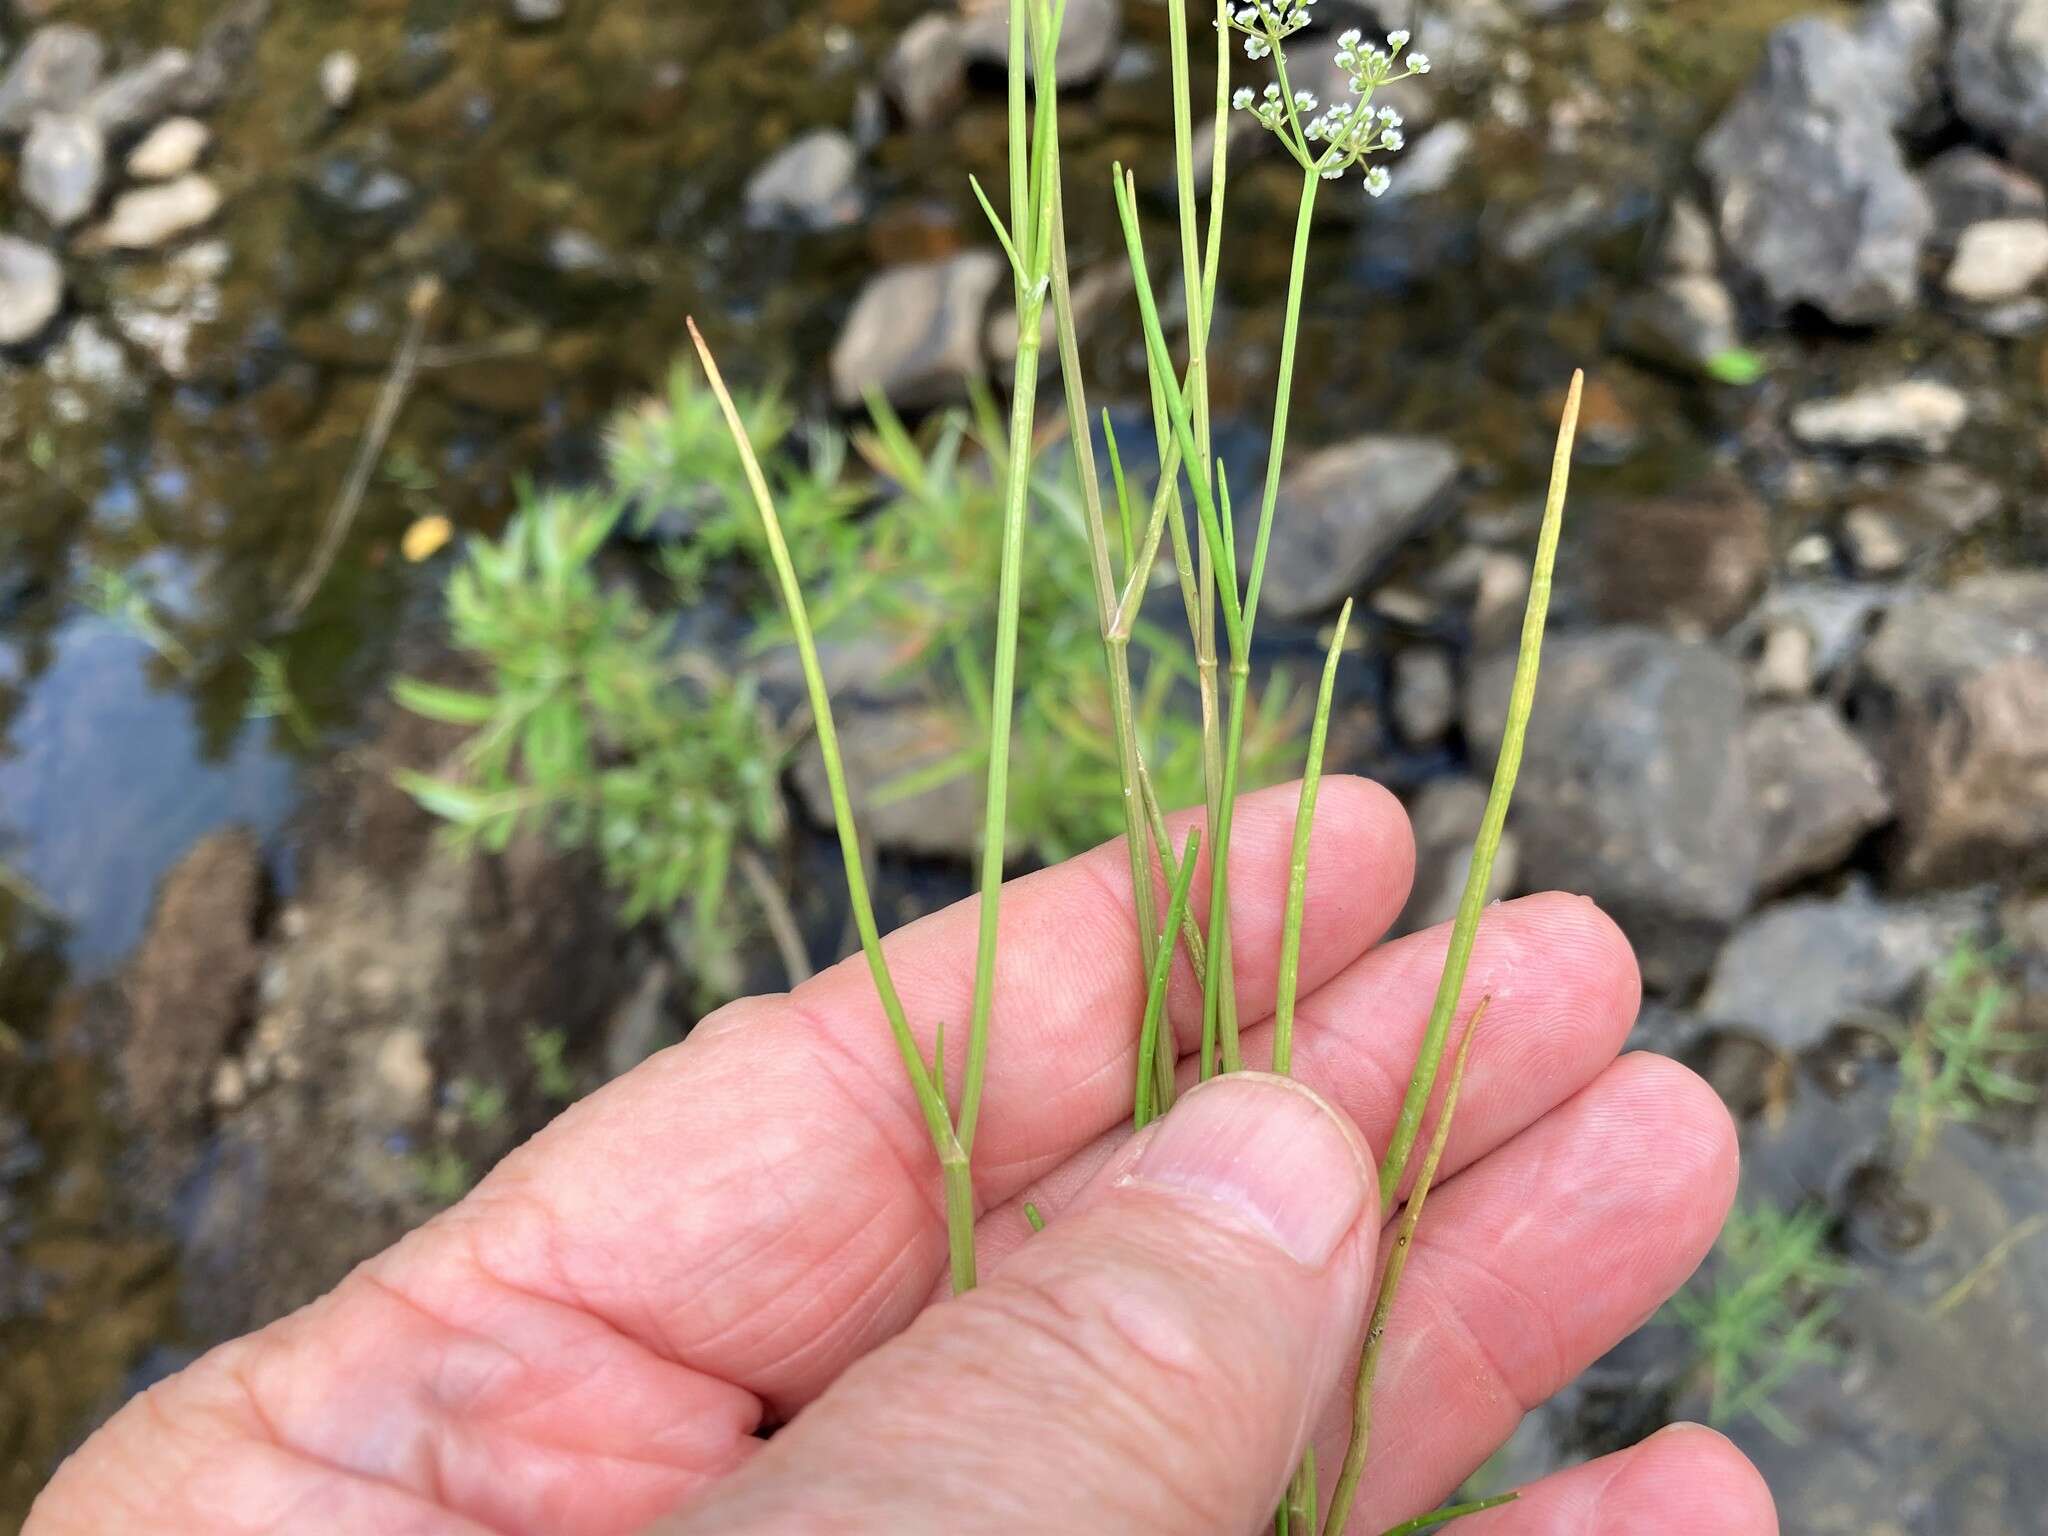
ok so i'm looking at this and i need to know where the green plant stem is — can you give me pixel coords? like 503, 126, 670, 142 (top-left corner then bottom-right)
1278, 1445, 1317, 1536
1375, 1495, 1519, 1536
1136, 829, 1203, 1129
1377, 371, 1583, 1209
1324, 999, 1489, 1536
689, 320, 972, 1290
1273, 599, 1351, 1076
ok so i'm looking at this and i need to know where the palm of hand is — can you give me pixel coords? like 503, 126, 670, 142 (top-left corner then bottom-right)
29, 781, 1772, 1536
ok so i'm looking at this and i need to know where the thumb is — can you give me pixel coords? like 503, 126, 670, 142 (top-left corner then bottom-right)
663, 1074, 1380, 1536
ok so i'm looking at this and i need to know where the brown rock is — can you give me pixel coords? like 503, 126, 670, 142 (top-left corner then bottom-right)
1588, 482, 1772, 635
123, 827, 263, 1138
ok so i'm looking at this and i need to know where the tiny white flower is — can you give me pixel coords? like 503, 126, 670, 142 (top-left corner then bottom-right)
1245, 35, 1270, 58
1233, 86, 1256, 109
1295, 89, 1318, 109
1265, 82, 1282, 99
1382, 127, 1405, 151
1408, 51, 1431, 72
1378, 105, 1402, 126
1364, 165, 1391, 197
1388, 28, 1411, 47
1338, 26, 1363, 47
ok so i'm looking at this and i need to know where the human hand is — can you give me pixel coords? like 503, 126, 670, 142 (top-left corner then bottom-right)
29, 779, 1773, 1535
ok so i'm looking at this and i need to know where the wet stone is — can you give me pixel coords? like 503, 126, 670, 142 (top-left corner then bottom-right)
507, 0, 567, 25
743, 129, 862, 232
884, 13, 968, 130
84, 47, 194, 138
0, 25, 105, 134
828, 250, 1005, 410
1745, 702, 1893, 893
1698, 16, 1930, 325
957, 0, 1122, 87
319, 50, 361, 113
1952, 0, 2048, 181
1467, 628, 1759, 990
1790, 379, 1970, 455
299, 154, 419, 238
1586, 482, 1771, 636
81, 173, 223, 252
0, 234, 62, 347
1853, 571, 2048, 887
1921, 147, 2047, 246
1254, 436, 1461, 620
1945, 219, 2048, 304
1391, 646, 1457, 747
125, 116, 210, 182
1394, 776, 1521, 938
793, 700, 986, 859
1699, 882, 1987, 1052
21, 112, 105, 228
1610, 274, 1741, 378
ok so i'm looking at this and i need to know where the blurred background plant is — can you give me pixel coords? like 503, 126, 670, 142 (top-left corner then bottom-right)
1891, 941, 2041, 1172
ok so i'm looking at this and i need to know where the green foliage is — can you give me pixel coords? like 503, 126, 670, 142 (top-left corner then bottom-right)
454, 1077, 509, 1132
412, 1145, 474, 1207
526, 1027, 577, 1103
1893, 940, 2040, 1169
395, 485, 790, 984
1668, 1200, 1852, 1441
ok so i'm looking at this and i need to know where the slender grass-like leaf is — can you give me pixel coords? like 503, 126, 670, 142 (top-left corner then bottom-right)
1324, 999, 1490, 1536
1135, 828, 1203, 1129
1378, 371, 1583, 1209
1273, 600, 1352, 1077
1375, 1493, 1519, 1536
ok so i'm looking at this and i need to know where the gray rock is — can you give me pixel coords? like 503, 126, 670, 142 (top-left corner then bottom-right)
986, 262, 1123, 373
1394, 776, 1521, 938
298, 154, 418, 237
957, 0, 1122, 86
1586, 482, 1771, 635
1610, 273, 1742, 376
0, 234, 63, 346
1921, 146, 2048, 247
80, 173, 222, 252
884, 14, 968, 129
508, 0, 567, 24
0, 25, 104, 133
1392, 646, 1457, 746
1745, 702, 1893, 892
1853, 0, 1945, 134
1790, 379, 1970, 454
1254, 437, 1460, 620
84, 47, 193, 137
793, 701, 985, 859
1749, 617, 1817, 700
829, 251, 1005, 410
125, 116, 209, 181
319, 50, 361, 113
21, 112, 104, 228
1945, 218, 2048, 303
1839, 505, 1912, 576
177, 0, 272, 112
1700, 883, 1984, 1051
1384, 120, 1472, 201
1466, 629, 1759, 989
1657, 197, 1719, 275
1698, 16, 1932, 326
744, 129, 862, 231
1853, 571, 2048, 886
1951, 0, 2048, 180
107, 239, 228, 379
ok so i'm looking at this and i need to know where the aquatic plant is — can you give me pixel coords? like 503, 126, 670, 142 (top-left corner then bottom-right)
1668, 1200, 1851, 1441
1893, 939, 2040, 1172
688, 0, 1586, 1528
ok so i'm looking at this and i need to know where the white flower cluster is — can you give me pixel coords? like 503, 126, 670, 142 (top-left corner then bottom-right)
1229, 25, 1431, 199
1223, 0, 1316, 61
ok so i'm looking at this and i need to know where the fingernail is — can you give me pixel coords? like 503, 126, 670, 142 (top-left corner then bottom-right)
1124, 1074, 1371, 1267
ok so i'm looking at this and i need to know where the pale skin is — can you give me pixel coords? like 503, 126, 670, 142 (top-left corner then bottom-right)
30, 778, 1777, 1535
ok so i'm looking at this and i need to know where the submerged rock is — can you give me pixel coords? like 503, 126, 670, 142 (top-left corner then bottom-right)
1745, 702, 1893, 893
0, 25, 105, 134
318, 49, 361, 113
793, 700, 985, 859
1699, 883, 1985, 1051
1790, 379, 1970, 455
1923, 147, 2048, 247
20, 113, 103, 228
884, 13, 969, 129
1698, 16, 1931, 325
1255, 436, 1461, 620
125, 116, 210, 181
743, 129, 862, 231
1466, 628, 1758, 989
0, 235, 63, 346
1853, 571, 2048, 887
80, 173, 222, 251
1391, 646, 1457, 747
829, 251, 1005, 410
84, 47, 194, 137
1610, 273, 1742, 377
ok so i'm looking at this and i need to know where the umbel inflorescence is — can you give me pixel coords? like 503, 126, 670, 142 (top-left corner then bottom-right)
1229, 10, 1430, 196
